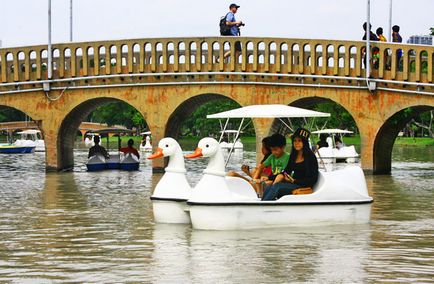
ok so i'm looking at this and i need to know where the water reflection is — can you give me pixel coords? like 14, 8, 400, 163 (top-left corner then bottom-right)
0, 146, 432, 282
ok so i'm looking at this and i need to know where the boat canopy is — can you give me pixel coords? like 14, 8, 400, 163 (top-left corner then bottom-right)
16, 130, 41, 135
207, 104, 330, 119
140, 131, 152, 135
86, 128, 134, 135
219, 130, 243, 134
312, 129, 353, 134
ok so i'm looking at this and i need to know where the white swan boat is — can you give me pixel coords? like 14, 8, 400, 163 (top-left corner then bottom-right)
14, 130, 45, 152
185, 105, 373, 230
148, 138, 191, 223
140, 131, 153, 152
312, 129, 359, 163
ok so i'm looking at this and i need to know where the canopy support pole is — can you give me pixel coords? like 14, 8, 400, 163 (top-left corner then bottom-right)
278, 118, 293, 132
218, 118, 229, 143
225, 118, 244, 167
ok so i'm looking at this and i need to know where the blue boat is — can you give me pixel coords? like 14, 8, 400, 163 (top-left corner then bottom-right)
0, 145, 35, 154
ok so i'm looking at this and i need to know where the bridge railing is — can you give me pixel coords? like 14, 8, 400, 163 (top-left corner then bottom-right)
0, 37, 433, 85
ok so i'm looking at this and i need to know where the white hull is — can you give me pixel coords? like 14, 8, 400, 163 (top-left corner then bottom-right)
188, 202, 372, 230
152, 199, 190, 224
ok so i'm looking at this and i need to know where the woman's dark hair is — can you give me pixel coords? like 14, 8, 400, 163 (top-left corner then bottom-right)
319, 134, 327, 141
376, 27, 383, 35
289, 135, 315, 163
261, 136, 272, 163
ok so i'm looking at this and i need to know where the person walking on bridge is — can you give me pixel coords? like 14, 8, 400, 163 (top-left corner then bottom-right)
222, 3, 244, 61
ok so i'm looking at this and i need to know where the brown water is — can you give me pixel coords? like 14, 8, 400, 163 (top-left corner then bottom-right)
0, 145, 433, 283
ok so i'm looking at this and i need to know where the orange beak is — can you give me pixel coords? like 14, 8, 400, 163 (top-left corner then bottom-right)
148, 147, 164, 160
185, 148, 203, 159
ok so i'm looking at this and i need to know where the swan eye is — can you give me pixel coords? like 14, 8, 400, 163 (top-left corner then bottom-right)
165, 144, 169, 148
206, 144, 209, 148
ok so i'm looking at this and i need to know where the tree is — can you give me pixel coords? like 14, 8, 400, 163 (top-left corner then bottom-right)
430, 27, 434, 36
0, 108, 27, 122
87, 102, 147, 130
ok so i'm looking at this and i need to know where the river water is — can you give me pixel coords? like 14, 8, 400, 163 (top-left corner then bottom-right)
0, 144, 433, 283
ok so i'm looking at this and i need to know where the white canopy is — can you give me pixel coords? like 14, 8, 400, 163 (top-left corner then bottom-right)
140, 131, 152, 135
16, 130, 41, 135
207, 104, 330, 119
219, 130, 243, 134
312, 129, 354, 134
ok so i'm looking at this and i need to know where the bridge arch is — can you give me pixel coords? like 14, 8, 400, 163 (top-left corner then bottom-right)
373, 104, 434, 174
57, 97, 148, 170
270, 96, 361, 137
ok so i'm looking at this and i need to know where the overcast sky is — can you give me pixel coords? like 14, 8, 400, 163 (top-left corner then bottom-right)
0, 0, 433, 48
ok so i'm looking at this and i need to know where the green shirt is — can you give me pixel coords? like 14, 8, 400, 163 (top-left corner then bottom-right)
263, 152, 290, 175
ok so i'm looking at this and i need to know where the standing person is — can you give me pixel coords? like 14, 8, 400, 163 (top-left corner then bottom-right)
362, 22, 379, 69
392, 25, 403, 70
222, 3, 244, 61
262, 128, 319, 201
376, 27, 387, 42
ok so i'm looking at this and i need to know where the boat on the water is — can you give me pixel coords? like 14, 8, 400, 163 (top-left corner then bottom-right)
85, 128, 140, 172
0, 145, 35, 154
312, 129, 359, 163
140, 131, 153, 153
183, 104, 373, 230
148, 138, 192, 223
219, 130, 243, 151
14, 130, 45, 152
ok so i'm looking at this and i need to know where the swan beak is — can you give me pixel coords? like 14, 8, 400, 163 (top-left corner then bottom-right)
148, 147, 164, 160
185, 148, 203, 159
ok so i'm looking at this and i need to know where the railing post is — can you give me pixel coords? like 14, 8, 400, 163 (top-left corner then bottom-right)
128, 43, 134, 73
105, 45, 111, 75
36, 50, 42, 79
82, 46, 88, 76
333, 45, 339, 75
298, 44, 304, 74
287, 42, 293, 73
196, 41, 201, 72
428, 52, 433, 83
415, 50, 421, 82
93, 45, 100, 75
24, 51, 30, 81
116, 44, 122, 74
391, 48, 397, 79
344, 44, 351, 76
230, 39, 236, 71
13, 52, 19, 82
0, 52, 6, 83
378, 44, 385, 78
402, 49, 409, 81
310, 43, 316, 75
321, 44, 327, 75
174, 42, 179, 72
275, 41, 281, 73
58, 48, 65, 78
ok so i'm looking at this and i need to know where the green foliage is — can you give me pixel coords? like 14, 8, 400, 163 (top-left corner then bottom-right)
430, 27, 434, 36
87, 102, 147, 129
180, 99, 255, 137
0, 108, 27, 122
311, 103, 358, 132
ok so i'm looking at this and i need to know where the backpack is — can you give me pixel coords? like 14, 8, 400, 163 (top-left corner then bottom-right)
219, 13, 232, 36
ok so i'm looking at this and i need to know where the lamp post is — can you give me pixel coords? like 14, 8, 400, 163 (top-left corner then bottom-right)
366, 0, 371, 79
388, 0, 393, 41
47, 0, 52, 80
70, 0, 73, 42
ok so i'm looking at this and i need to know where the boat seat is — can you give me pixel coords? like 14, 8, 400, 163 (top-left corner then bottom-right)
292, 187, 313, 195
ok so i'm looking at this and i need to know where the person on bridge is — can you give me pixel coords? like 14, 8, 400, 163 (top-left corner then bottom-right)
392, 25, 403, 70
262, 128, 319, 201
120, 139, 140, 159
376, 27, 387, 42
222, 3, 244, 61
362, 22, 379, 69
88, 136, 110, 159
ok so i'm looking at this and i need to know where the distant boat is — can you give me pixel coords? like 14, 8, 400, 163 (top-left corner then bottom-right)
219, 130, 243, 150
312, 129, 359, 163
14, 130, 45, 152
139, 131, 153, 153
0, 145, 35, 154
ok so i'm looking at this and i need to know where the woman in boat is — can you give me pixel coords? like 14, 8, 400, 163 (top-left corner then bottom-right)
227, 136, 272, 195
262, 128, 318, 201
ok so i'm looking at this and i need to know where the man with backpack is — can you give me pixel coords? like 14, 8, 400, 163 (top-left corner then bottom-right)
220, 3, 244, 61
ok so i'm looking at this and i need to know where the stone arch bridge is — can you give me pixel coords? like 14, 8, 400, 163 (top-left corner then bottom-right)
0, 37, 433, 174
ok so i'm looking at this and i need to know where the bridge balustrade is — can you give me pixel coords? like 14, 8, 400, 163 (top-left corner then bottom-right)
0, 37, 432, 87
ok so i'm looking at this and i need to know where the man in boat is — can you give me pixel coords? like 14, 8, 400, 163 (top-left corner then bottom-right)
88, 136, 110, 159
253, 134, 290, 187
120, 139, 140, 159
262, 128, 319, 201
316, 134, 329, 149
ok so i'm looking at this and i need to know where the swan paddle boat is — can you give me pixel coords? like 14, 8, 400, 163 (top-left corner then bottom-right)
14, 130, 45, 152
312, 129, 359, 163
85, 128, 140, 172
0, 145, 35, 154
148, 138, 191, 223
185, 104, 373, 230
140, 131, 153, 153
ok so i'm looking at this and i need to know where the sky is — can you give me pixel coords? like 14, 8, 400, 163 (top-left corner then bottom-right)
0, 0, 433, 48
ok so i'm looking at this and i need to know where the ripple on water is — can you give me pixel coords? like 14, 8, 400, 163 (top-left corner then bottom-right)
0, 146, 433, 282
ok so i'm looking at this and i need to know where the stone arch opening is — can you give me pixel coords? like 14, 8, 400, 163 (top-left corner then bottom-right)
165, 93, 255, 141
57, 98, 148, 171
0, 105, 42, 144
373, 105, 434, 174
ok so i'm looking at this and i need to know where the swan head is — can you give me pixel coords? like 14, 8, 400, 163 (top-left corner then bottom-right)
148, 137, 181, 160
185, 137, 220, 159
